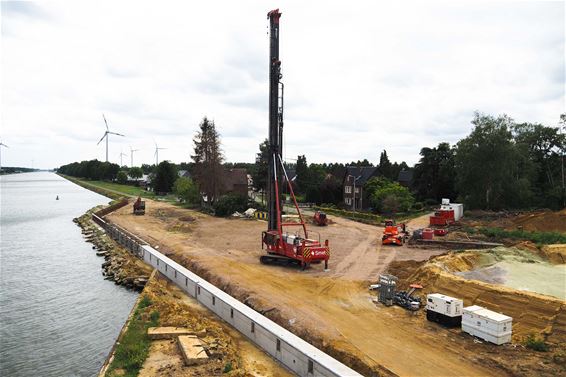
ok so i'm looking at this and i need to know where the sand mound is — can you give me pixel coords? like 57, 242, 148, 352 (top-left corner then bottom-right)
540, 244, 566, 264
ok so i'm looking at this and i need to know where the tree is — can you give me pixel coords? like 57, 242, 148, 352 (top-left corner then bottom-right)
129, 167, 143, 179
152, 161, 177, 194
116, 170, 128, 184
378, 150, 394, 180
295, 155, 308, 194
366, 178, 414, 213
413, 142, 457, 202
512, 121, 565, 208
455, 113, 523, 209
191, 117, 224, 205
252, 139, 269, 198
173, 177, 201, 205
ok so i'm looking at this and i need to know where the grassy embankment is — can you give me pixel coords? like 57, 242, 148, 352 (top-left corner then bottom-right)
61, 175, 178, 203
105, 295, 160, 377
468, 227, 566, 245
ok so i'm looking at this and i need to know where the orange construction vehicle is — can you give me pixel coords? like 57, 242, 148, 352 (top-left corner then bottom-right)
382, 219, 407, 246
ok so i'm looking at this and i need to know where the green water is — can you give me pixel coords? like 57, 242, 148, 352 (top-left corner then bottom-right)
456, 247, 566, 300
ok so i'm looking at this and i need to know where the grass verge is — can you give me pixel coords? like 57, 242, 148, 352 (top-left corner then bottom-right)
106, 295, 160, 377
470, 227, 566, 245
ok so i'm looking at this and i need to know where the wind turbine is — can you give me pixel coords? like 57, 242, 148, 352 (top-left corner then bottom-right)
0, 141, 8, 173
97, 114, 125, 162
154, 141, 167, 165
119, 150, 127, 167
129, 146, 140, 167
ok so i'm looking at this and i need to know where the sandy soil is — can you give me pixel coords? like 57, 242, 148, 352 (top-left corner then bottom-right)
107, 201, 560, 376
138, 275, 292, 377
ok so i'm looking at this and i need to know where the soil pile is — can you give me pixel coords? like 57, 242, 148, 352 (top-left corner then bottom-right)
511, 209, 566, 233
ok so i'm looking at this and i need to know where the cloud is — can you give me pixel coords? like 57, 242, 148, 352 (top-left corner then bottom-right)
1, 1, 564, 169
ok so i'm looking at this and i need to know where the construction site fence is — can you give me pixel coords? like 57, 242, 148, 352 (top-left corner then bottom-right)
90, 212, 362, 377
314, 206, 383, 223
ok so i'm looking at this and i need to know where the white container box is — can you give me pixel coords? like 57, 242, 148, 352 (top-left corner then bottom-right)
426, 293, 463, 327
462, 305, 512, 345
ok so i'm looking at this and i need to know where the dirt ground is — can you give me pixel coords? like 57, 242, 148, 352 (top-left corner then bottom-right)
138, 274, 293, 377
108, 202, 563, 376
462, 208, 566, 233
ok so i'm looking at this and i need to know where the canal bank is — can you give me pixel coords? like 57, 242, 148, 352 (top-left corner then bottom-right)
0, 172, 139, 377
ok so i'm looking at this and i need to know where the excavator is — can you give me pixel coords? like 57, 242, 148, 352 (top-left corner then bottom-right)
260, 9, 330, 270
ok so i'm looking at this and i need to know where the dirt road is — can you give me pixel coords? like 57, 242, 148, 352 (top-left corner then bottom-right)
108, 201, 508, 376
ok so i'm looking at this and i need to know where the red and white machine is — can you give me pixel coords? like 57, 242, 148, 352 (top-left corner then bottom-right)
260, 9, 330, 270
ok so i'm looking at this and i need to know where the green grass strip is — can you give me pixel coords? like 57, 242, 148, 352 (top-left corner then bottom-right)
106, 296, 159, 377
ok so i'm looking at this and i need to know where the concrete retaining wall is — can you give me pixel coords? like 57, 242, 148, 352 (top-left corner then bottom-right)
92, 214, 362, 377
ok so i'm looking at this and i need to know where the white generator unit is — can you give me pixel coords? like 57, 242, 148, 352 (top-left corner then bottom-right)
439, 199, 464, 222
462, 305, 512, 345
426, 293, 463, 327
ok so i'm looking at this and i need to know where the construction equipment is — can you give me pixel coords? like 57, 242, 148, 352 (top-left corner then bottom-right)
133, 196, 145, 215
374, 275, 422, 311
260, 9, 330, 271
382, 219, 408, 246
313, 211, 328, 226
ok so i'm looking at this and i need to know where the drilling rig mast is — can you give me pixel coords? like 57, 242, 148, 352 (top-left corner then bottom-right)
261, 9, 330, 270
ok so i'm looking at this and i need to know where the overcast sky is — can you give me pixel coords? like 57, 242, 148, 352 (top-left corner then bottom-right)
1, 1, 564, 169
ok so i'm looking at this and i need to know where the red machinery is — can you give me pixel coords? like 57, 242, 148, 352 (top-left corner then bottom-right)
429, 209, 455, 226
260, 9, 330, 270
313, 211, 328, 226
382, 219, 407, 246
133, 196, 145, 215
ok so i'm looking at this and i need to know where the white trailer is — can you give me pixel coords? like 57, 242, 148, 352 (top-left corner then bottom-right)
462, 305, 512, 345
425, 293, 463, 327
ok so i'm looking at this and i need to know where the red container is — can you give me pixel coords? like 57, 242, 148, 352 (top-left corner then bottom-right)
434, 229, 447, 236
422, 228, 434, 240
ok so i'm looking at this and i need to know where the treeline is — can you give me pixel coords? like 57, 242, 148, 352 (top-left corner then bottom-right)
58, 160, 121, 181
0, 167, 39, 174
413, 113, 565, 210
252, 111, 565, 211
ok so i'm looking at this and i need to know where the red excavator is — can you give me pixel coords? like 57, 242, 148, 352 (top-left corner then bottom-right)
382, 219, 408, 246
133, 196, 145, 215
313, 211, 328, 226
260, 9, 330, 270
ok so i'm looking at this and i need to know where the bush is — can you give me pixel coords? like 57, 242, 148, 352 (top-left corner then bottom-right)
223, 362, 233, 373
116, 170, 128, 184
412, 202, 424, 211
139, 295, 152, 309
524, 334, 549, 352
173, 177, 201, 205
213, 194, 249, 217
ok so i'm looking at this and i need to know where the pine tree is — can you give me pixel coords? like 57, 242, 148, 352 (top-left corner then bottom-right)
191, 117, 224, 205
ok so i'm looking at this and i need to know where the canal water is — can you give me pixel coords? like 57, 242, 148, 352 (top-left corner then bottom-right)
0, 172, 138, 377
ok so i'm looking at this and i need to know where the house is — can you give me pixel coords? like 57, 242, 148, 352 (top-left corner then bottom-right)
342, 166, 380, 210
221, 168, 248, 197
178, 170, 191, 179
397, 169, 413, 188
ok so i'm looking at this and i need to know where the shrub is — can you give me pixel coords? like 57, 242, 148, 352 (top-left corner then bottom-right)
139, 295, 152, 309
116, 170, 128, 184
412, 202, 424, 211
524, 334, 549, 352
223, 361, 233, 373
173, 177, 201, 205
213, 194, 249, 217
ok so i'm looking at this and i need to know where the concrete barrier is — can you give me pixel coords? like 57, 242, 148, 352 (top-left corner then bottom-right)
92, 214, 362, 377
